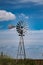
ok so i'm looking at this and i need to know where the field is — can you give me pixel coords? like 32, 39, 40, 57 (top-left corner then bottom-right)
0, 56, 43, 65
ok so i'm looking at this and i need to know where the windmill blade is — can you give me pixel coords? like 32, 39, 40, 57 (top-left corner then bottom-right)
8, 24, 15, 29
21, 21, 28, 33
16, 20, 28, 36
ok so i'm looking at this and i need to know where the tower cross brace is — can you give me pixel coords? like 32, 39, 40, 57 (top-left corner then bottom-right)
17, 35, 26, 59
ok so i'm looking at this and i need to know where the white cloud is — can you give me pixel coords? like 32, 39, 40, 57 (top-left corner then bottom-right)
25, 30, 43, 45
25, 16, 29, 19
0, 10, 16, 21
19, 0, 43, 4
8, 0, 43, 4
0, 29, 43, 46
19, 13, 29, 19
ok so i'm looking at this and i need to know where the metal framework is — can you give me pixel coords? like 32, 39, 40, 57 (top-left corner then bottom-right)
17, 35, 26, 59
16, 21, 26, 59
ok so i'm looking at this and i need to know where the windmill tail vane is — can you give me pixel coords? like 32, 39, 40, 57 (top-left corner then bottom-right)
8, 24, 15, 29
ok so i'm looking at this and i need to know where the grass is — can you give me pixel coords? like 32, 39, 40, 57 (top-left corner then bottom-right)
0, 56, 43, 65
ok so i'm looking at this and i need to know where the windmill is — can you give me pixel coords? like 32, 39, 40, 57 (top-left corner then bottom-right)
8, 21, 27, 59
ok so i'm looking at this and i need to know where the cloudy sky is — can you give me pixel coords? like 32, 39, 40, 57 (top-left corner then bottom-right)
0, 0, 43, 59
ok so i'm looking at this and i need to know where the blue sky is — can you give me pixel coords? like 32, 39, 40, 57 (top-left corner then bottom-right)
0, 0, 43, 59
0, 0, 43, 30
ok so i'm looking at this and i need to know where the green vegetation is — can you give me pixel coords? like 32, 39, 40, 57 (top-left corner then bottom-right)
0, 56, 43, 65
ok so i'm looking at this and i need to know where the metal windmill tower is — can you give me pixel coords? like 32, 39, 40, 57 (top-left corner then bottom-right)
8, 21, 27, 59
16, 21, 26, 59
